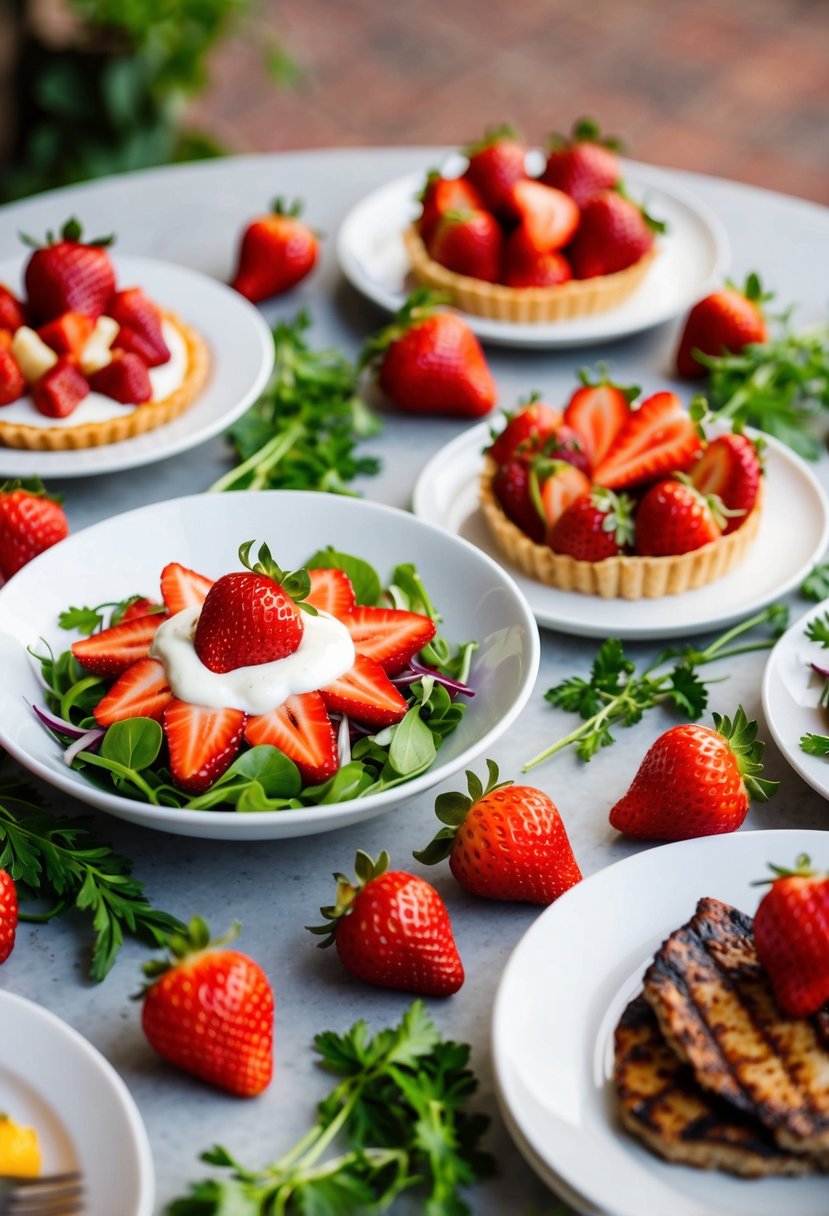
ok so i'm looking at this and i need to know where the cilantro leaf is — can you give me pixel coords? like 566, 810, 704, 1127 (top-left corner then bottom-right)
806, 612, 829, 648
801, 733, 829, 756
802, 562, 829, 603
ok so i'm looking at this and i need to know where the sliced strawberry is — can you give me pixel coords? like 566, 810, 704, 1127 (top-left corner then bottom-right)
72, 613, 162, 677
32, 357, 89, 418
320, 654, 408, 729
592, 391, 702, 490
504, 180, 580, 252
0, 348, 25, 406
0, 285, 26, 332
160, 562, 214, 614
539, 461, 592, 532
163, 699, 247, 794
245, 692, 338, 784
108, 288, 170, 366
88, 350, 152, 404
94, 657, 172, 726
341, 606, 437, 675
688, 433, 761, 533
305, 568, 356, 619
120, 596, 166, 623
563, 375, 636, 469
37, 312, 95, 358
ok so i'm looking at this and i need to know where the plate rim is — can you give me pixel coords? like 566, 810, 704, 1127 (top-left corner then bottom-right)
762, 598, 829, 800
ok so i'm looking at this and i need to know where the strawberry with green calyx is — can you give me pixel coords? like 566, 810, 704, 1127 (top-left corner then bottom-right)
138, 917, 274, 1097
634, 477, 724, 557
0, 478, 68, 580
462, 123, 527, 215
689, 432, 763, 534
230, 198, 319, 303
541, 116, 622, 205
308, 849, 464, 997
426, 208, 503, 282
493, 451, 589, 542
22, 217, 116, 323
676, 273, 771, 379
416, 170, 484, 244
0, 870, 17, 964
569, 190, 665, 279
562, 366, 639, 470
487, 394, 563, 465
548, 486, 636, 561
752, 854, 829, 1017
609, 706, 778, 841
414, 760, 582, 905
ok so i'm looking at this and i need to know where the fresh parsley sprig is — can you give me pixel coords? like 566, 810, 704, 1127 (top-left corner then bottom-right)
801, 562, 829, 602
524, 603, 788, 770
800, 609, 829, 756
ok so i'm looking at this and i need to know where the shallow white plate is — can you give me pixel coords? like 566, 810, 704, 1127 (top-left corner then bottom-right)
762, 599, 829, 800
336, 159, 729, 348
492, 828, 829, 1216
0, 255, 274, 478
412, 422, 829, 639
0, 490, 539, 839
0, 990, 153, 1216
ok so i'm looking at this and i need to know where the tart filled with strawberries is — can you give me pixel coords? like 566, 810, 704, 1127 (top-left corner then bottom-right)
0, 219, 209, 451
404, 120, 662, 323
480, 375, 764, 599
31, 542, 475, 810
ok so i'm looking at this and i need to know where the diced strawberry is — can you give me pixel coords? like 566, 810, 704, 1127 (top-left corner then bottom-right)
0, 348, 25, 406
503, 180, 580, 252
245, 692, 339, 784
163, 699, 246, 794
112, 325, 164, 367
0, 285, 27, 332
94, 657, 172, 726
88, 350, 152, 404
37, 312, 95, 358
72, 613, 163, 677
120, 597, 166, 623
341, 606, 437, 675
592, 392, 702, 490
539, 462, 592, 532
563, 375, 636, 469
305, 568, 356, 619
31, 357, 89, 418
320, 654, 408, 729
160, 562, 214, 615
108, 288, 170, 366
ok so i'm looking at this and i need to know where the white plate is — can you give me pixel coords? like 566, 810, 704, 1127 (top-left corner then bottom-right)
492, 828, 829, 1216
0, 490, 539, 839
762, 599, 829, 799
336, 159, 729, 348
0, 255, 274, 478
412, 422, 829, 639
0, 990, 153, 1216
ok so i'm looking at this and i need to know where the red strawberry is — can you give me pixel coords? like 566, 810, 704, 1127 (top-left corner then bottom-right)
539, 461, 592, 533
341, 605, 436, 675
140, 918, 274, 1096
120, 596, 166, 623
0, 348, 25, 406
194, 543, 310, 673
753, 854, 829, 1017
89, 351, 152, 405
367, 292, 497, 419
245, 691, 338, 785
0, 870, 17, 964
548, 487, 635, 560
487, 398, 563, 465
502, 228, 572, 288
32, 357, 90, 418
504, 179, 580, 252
689, 433, 762, 533
563, 371, 638, 469
0, 285, 26, 332
37, 312, 95, 359
305, 568, 356, 619
108, 287, 170, 367
568, 190, 663, 279
609, 706, 777, 841
0, 480, 68, 579
23, 218, 115, 323
163, 699, 246, 793
463, 125, 527, 215
414, 761, 581, 904
635, 479, 722, 556
309, 849, 464, 996
94, 657, 172, 726
230, 198, 318, 303
426, 208, 503, 282
72, 613, 163, 677
320, 653, 408, 728
592, 391, 702, 489
540, 117, 622, 206
417, 172, 484, 244
492, 449, 547, 542
675, 274, 769, 378
160, 562, 214, 615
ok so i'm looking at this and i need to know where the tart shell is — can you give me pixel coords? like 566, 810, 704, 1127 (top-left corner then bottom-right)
403, 225, 657, 323
479, 457, 763, 600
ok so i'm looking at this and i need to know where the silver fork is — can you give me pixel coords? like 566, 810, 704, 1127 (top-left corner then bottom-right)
0, 1172, 84, 1216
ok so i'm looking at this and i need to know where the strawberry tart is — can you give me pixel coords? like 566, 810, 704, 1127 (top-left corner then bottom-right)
0, 219, 209, 451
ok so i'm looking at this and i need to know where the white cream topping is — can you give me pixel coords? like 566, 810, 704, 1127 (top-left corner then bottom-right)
0, 320, 188, 429
149, 606, 356, 716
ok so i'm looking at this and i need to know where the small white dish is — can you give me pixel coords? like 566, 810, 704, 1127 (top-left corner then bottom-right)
0, 255, 274, 478
412, 421, 829, 639
762, 599, 829, 799
0, 490, 539, 839
0, 990, 153, 1216
492, 828, 829, 1216
336, 160, 729, 349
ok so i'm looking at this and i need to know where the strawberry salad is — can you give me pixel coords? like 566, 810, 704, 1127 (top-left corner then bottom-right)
30, 542, 476, 811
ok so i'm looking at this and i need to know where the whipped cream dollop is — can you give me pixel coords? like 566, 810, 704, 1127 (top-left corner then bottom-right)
150, 605, 355, 716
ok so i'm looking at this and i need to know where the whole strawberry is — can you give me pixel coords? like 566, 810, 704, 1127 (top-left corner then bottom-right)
230, 198, 318, 303
609, 706, 777, 841
635, 479, 722, 556
548, 487, 635, 560
414, 761, 581, 904
689, 433, 762, 534
462, 124, 527, 215
309, 849, 464, 996
541, 117, 622, 205
139, 918, 274, 1097
0, 870, 18, 964
417, 171, 484, 244
675, 274, 769, 378
0, 479, 69, 580
568, 191, 663, 278
426, 208, 503, 282
23, 218, 115, 323
487, 397, 563, 465
753, 854, 829, 1017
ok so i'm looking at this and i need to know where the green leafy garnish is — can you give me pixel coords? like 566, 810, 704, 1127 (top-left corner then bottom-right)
805, 611, 829, 648
801, 733, 829, 756
801, 561, 829, 602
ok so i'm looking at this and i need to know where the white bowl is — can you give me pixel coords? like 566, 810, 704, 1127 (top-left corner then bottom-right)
0, 491, 539, 839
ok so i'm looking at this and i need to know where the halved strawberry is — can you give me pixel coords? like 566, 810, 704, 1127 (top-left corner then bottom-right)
37, 312, 95, 358
72, 613, 162, 677
592, 391, 702, 490
341, 606, 437, 675
163, 700, 246, 794
109, 288, 170, 367
539, 461, 592, 532
245, 692, 338, 784
160, 562, 214, 615
305, 568, 356, 619
504, 180, 580, 252
94, 657, 172, 726
120, 596, 166, 623
688, 433, 761, 534
320, 654, 408, 729
88, 350, 152, 404
32, 357, 89, 418
563, 373, 637, 469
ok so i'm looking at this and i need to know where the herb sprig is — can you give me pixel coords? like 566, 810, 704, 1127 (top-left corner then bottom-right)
800, 609, 829, 756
